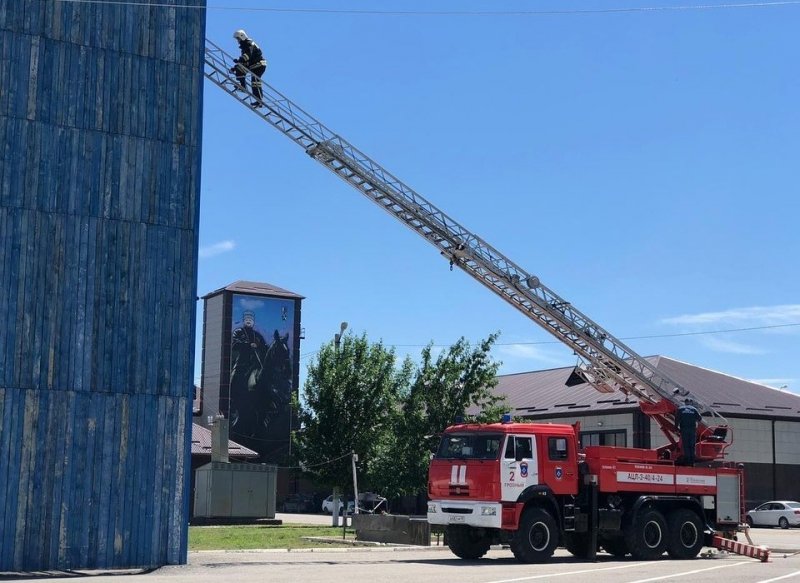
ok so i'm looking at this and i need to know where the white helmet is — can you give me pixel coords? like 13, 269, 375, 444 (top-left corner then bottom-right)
233, 29, 248, 41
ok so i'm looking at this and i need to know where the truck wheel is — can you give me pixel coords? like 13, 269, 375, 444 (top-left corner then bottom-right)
602, 537, 629, 558
446, 525, 491, 560
666, 508, 704, 559
510, 507, 559, 563
624, 508, 667, 560
562, 532, 592, 558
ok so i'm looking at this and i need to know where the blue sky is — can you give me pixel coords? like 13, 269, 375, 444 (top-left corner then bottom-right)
196, 1, 799, 395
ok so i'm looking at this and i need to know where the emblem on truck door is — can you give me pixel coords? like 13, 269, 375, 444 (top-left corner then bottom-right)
555, 467, 563, 480
520, 462, 529, 478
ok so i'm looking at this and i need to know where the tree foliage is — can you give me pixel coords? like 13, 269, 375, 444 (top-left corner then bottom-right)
292, 333, 412, 490
294, 332, 506, 500
366, 333, 506, 499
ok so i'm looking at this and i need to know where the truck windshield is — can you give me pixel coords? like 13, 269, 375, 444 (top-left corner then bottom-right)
435, 433, 502, 460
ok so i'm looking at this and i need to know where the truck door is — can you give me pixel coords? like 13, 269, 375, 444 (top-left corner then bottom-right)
501, 435, 539, 502
538, 434, 579, 495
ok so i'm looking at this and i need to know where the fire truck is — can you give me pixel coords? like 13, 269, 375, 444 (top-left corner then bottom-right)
427, 418, 744, 562
203, 40, 768, 562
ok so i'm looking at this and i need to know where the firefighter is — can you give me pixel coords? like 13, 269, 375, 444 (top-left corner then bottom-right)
675, 398, 702, 465
231, 29, 267, 107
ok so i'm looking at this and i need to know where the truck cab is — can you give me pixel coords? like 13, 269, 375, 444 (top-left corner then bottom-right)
427, 421, 579, 531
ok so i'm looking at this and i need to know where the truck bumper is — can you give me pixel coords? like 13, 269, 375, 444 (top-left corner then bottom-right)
427, 500, 503, 529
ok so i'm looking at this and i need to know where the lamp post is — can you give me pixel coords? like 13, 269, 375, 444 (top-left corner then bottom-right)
331, 321, 348, 527
334, 321, 348, 351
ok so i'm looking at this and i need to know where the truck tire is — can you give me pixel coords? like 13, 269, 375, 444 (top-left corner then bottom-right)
666, 508, 704, 559
624, 508, 667, 560
562, 532, 593, 558
446, 525, 491, 560
510, 507, 559, 563
601, 537, 629, 558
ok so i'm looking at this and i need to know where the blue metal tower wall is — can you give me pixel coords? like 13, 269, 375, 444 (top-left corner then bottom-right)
0, 0, 205, 570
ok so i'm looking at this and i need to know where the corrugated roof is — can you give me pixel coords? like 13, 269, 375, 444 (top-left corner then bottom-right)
201, 280, 304, 300
191, 423, 260, 458
496, 356, 800, 420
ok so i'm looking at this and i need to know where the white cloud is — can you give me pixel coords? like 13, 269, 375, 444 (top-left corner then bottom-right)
698, 335, 766, 355
199, 240, 236, 259
661, 305, 800, 327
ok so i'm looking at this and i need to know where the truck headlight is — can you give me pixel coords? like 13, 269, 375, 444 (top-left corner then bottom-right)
481, 506, 497, 516
427, 503, 437, 513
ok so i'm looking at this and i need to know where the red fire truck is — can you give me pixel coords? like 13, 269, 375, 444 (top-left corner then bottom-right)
427, 417, 745, 562
204, 42, 768, 563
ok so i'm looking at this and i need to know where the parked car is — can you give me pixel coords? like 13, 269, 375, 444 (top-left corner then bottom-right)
322, 495, 356, 514
281, 493, 315, 513
746, 501, 800, 529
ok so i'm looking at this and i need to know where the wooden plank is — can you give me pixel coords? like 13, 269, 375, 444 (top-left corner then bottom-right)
134, 394, 152, 565
69, 392, 88, 567
39, 390, 60, 565
84, 393, 101, 567
111, 394, 129, 565
0, 388, 15, 567
13, 390, 37, 569
30, 211, 46, 388
0, 210, 10, 384
13, 208, 29, 390
27, 389, 49, 567
56, 389, 76, 567
173, 395, 190, 562
149, 395, 166, 564
2, 390, 25, 567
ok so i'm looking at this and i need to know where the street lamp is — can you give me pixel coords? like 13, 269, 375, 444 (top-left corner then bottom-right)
331, 320, 348, 527
334, 321, 348, 351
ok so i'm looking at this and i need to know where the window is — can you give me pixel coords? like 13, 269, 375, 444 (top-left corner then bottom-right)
436, 433, 502, 460
504, 436, 533, 460
580, 430, 626, 448
548, 437, 568, 460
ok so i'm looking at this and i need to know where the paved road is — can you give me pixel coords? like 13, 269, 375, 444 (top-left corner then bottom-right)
8, 546, 800, 583
4, 518, 798, 582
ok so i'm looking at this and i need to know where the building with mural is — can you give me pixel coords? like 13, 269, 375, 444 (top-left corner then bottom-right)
198, 281, 303, 464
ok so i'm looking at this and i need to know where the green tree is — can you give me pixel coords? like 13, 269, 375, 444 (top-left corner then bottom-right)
367, 333, 507, 499
293, 333, 412, 491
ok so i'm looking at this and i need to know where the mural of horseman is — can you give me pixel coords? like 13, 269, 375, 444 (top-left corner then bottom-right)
229, 309, 293, 442
261, 329, 293, 416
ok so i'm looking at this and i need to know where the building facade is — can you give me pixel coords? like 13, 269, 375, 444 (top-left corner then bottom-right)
0, 1, 205, 570
198, 281, 303, 464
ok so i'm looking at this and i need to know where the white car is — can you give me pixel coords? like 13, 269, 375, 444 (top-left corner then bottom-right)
321, 495, 354, 515
746, 500, 800, 529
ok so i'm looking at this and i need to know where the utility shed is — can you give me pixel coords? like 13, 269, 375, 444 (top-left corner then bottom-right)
0, 0, 205, 571
495, 356, 800, 507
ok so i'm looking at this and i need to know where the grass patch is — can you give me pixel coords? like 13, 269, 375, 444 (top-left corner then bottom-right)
189, 525, 356, 551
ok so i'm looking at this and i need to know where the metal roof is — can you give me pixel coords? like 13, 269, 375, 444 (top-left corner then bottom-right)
497, 356, 800, 421
201, 280, 304, 300
191, 423, 260, 458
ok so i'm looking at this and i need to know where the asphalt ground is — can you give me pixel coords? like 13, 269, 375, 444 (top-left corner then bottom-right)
275, 512, 800, 554
2, 516, 798, 582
